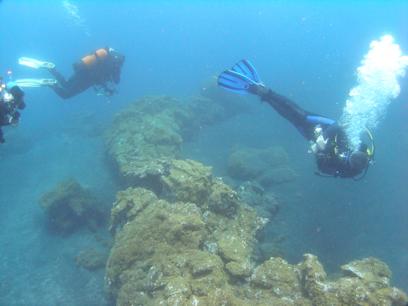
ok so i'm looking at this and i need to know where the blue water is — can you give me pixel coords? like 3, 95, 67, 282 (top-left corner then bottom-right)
0, 1, 407, 305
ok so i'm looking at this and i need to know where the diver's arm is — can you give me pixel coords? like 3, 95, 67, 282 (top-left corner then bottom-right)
0, 102, 8, 120
102, 82, 116, 96
94, 82, 116, 97
112, 68, 121, 84
324, 124, 348, 151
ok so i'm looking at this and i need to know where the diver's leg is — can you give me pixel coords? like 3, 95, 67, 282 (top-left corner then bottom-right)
49, 84, 73, 99
259, 89, 319, 139
50, 74, 91, 99
48, 68, 69, 87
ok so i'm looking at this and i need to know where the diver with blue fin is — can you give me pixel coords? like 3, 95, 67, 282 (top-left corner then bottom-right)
17, 47, 125, 99
218, 60, 374, 179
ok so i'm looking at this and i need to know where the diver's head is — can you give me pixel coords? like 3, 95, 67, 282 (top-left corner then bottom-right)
8, 84, 24, 100
349, 151, 369, 173
108, 47, 125, 67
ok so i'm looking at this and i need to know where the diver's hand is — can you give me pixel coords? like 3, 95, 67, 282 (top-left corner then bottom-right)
248, 84, 269, 97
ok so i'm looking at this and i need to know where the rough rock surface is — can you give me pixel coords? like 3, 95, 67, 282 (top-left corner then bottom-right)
227, 146, 297, 187
106, 183, 264, 305
105, 95, 240, 189
39, 178, 104, 234
75, 248, 108, 271
297, 254, 408, 306
106, 168, 407, 305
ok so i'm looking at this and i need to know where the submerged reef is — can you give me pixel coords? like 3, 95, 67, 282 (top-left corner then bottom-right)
106, 160, 266, 305
104, 95, 407, 305
105, 94, 243, 190
39, 178, 105, 234
227, 146, 297, 188
105, 96, 184, 188
105, 163, 407, 305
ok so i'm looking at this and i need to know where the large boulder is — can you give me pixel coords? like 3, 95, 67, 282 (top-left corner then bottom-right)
297, 254, 408, 306
106, 186, 263, 305
160, 159, 213, 206
39, 178, 105, 234
105, 95, 245, 190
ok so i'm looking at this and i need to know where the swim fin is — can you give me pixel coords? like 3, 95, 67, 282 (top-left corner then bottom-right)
14, 78, 57, 88
218, 59, 263, 94
231, 59, 261, 83
18, 57, 55, 70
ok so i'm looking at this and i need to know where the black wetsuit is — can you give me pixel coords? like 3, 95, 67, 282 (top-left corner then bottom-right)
0, 86, 25, 143
0, 101, 10, 142
49, 50, 124, 99
257, 88, 367, 178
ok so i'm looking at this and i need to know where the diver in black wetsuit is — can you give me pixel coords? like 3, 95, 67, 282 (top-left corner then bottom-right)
0, 81, 25, 143
48, 47, 125, 99
18, 47, 125, 99
250, 84, 371, 178
218, 59, 373, 179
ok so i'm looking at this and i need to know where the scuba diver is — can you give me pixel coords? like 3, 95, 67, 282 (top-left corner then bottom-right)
218, 60, 374, 179
16, 47, 125, 99
0, 78, 25, 143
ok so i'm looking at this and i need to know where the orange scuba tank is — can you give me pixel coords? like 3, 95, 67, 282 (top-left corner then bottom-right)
80, 48, 108, 67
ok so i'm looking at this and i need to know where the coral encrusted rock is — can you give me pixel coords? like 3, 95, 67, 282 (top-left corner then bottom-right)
106, 95, 243, 190
39, 178, 104, 234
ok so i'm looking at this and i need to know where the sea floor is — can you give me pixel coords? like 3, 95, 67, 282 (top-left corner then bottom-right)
0, 127, 114, 306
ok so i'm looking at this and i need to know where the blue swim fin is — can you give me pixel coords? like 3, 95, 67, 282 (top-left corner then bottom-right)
218, 70, 256, 94
231, 59, 261, 83
218, 59, 263, 94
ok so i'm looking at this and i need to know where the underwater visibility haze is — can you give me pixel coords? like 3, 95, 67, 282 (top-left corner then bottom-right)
0, 1, 407, 305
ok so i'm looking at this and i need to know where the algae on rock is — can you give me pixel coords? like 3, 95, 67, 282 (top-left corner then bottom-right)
160, 159, 213, 206
106, 158, 267, 305
106, 181, 408, 306
75, 248, 108, 271
106, 158, 408, 305
106, 187, 243, 305
105, 95, 240, 190
105, 96, 184, 189
296, 253, 408, 306
39, 178, 105, 234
